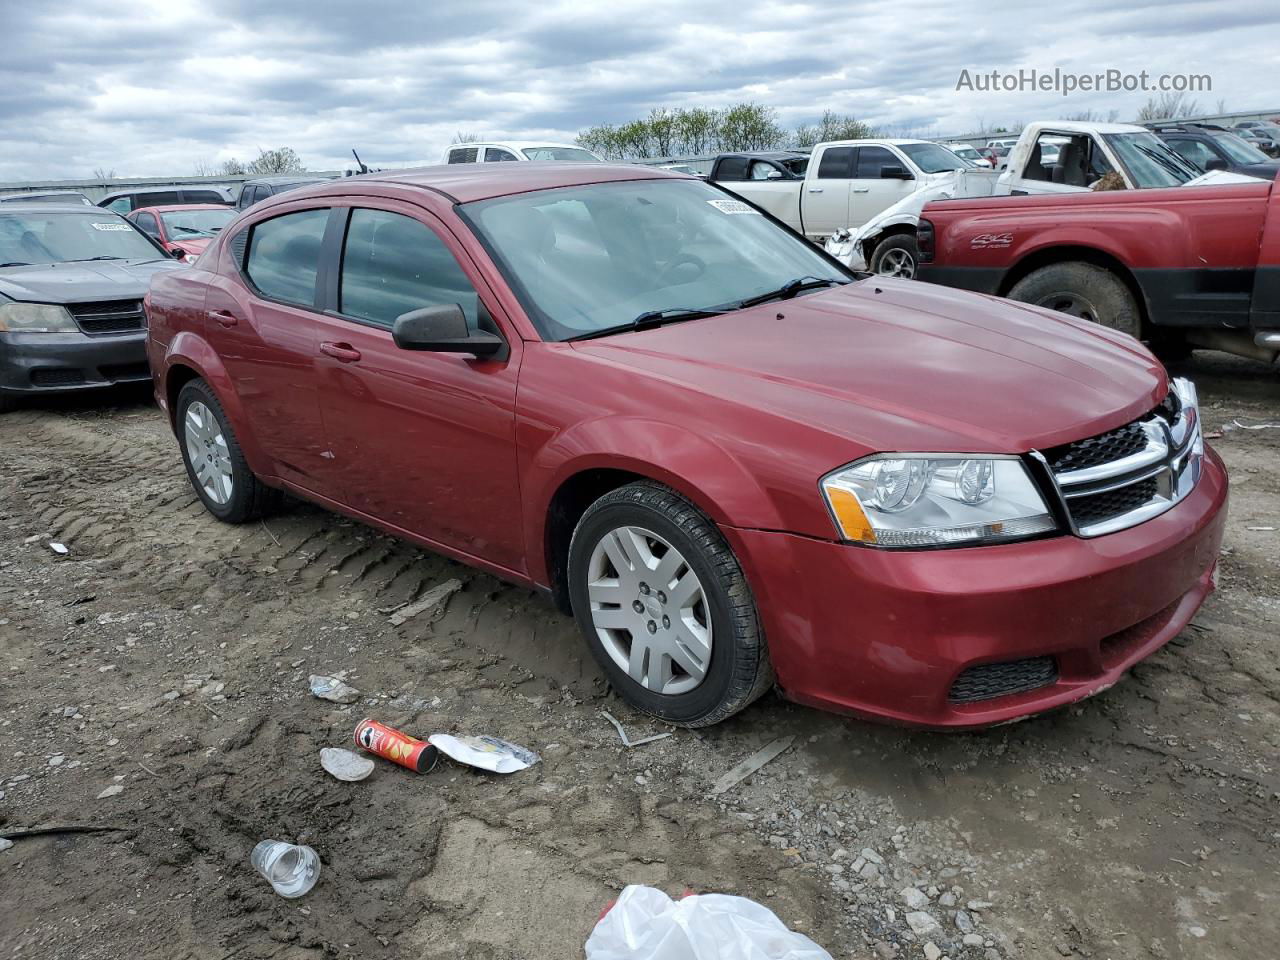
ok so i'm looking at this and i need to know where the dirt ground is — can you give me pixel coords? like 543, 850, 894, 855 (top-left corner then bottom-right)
1, 351, 1277, 960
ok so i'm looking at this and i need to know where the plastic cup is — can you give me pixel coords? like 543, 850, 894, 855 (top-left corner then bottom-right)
250, 840, 320, 898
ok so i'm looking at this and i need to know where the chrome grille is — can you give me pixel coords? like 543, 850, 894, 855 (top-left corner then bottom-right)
1037, 378, 1203, 538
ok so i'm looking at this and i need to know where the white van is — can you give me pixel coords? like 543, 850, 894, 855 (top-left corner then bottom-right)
441, 141, 602, 164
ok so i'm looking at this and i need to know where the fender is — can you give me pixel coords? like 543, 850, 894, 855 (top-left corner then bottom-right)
162, 331, 275, 478
521, 415, 787, 588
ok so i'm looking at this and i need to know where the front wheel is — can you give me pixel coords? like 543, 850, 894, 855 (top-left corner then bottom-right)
869, 234, 919, 279
176, 379, 278, 523
567, 482, 773, 727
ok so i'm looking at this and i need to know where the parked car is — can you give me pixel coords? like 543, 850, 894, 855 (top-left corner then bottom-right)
826, 120, 1249, 279
145, 163, 1225, 730
713, 138, 970, 242
1234, 120, 1280, 139
441, 141, 603, 164
1234, 127, 1280, 157
98, 185, 235, 214
127, 204, 237, 262
0, 205, 180, 411
235, 176, 334, 211
0, 191, 93, 206
707, 151, 810, 182
914, 174, 1280, 363
940, 143, 991, 168
1146, 123, 1280, 179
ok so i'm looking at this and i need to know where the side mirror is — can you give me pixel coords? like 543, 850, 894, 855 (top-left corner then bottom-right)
880, 165, 914, 180
392, 304, 505, 359
1204, 157, 1228, 172
765, 169, 784, 180
169, 248, 185, 259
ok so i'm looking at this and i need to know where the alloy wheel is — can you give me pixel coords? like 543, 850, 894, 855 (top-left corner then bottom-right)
878, 248, 916, 278
183, 400, 234, 505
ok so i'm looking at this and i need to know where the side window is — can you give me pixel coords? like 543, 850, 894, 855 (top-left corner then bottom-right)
715, 157, 749, 181
339, 209, 480, 330
854, 146, 898, 178
1022, 134, 1061, 182
134, 212, 160, 237
448, 147, 479, 164
748, 160, 779, 180
1085, 139, 1115, 181
484, 148, 518, 162
1166, 138, 1216, 170
816, 147, 855, 179
183, 190, 226, 204
104, 196, 133, 214
245, 208, 329, 307
138, 191, 181, 207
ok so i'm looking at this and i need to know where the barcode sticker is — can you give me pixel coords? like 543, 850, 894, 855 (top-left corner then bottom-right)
91, 222, 133, 231
706, 199, 760, 215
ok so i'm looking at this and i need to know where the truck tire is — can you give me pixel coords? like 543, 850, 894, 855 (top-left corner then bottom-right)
567, 481, 774, 727
869, 234, 920, 279
1007, 262, 1140, 338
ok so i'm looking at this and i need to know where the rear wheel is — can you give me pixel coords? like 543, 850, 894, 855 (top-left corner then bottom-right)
1007, 262, 1140, 337
176, 379, 278, 523
567, 482, 773, 727
870, 234, 919, 279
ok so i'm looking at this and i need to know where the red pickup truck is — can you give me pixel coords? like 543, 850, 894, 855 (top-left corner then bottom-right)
915, 174, 1280, 362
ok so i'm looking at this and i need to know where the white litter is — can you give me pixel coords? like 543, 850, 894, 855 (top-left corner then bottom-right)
49, 542, 69, 555
309, 675, 361, 704
710, 737, 794, 795
585, 885, 833, 960
319, 747, 374, 782
602, 711, 672, 748
387, 578, 462, 626
428, 733, 539, 774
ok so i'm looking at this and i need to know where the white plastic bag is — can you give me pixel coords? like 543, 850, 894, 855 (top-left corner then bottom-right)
427, 733, 539, 773
584, 885, 833, 960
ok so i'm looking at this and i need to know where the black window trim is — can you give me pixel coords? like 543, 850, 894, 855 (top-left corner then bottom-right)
237, 205, 335, 312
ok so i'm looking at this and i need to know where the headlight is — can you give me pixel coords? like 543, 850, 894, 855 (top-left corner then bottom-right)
821, 454, 1056, 548
0, 302, 79, 333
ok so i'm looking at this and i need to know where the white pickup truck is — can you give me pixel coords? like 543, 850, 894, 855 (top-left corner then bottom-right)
709, 139, 973, 243
823, 120, 1256, 277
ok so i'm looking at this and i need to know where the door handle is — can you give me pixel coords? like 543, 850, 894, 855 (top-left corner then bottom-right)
807, 187, 824, 193
208, 310, 238, 328
852, 187, 870, 193
320, 341, 361, 363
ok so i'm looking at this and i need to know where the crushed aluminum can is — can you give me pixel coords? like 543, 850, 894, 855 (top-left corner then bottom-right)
319, 747, 375, 782
354, 718, 439, 773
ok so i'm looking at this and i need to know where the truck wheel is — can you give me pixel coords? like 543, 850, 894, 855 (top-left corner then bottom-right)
870, 234, 919, 279
567, 481, 774, 727
1007, 262, 1140, 338
176, 379, 278, 523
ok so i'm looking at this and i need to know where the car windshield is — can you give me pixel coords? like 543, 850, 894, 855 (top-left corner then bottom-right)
520, 146, 599, 162
1212, 132, 1270, 164
0, 212, 160, 266
1102, 132, 1199, 187
463, 178, 849, 341
898, 143, 969, 173
160, 208, 236, 238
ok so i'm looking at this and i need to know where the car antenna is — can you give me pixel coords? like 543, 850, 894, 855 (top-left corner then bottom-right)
352, 149, 369, 175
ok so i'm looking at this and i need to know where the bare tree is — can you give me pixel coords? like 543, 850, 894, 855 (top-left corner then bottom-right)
92, 167, 117, 180
246, 147, 305, 174
220, 158, 248, 176
451, 132, 483, 144
1136, 92, 1200, 122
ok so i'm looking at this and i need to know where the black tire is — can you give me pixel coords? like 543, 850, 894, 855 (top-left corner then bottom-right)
1007, 262, 1141, 337
1149, 329, 1192, 363
0, 393, 18, 414
567, 482, 773, 727
175, 378, 278, 523
869, 233, 920, 279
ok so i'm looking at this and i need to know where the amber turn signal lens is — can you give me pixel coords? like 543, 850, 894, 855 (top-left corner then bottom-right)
824, 485, 877, 544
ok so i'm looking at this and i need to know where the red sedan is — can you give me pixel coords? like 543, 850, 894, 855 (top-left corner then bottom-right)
143, 164, 1226, 729
127, 204, 235, 263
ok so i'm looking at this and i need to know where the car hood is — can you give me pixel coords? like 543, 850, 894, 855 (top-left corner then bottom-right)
0, 258, 181, 303
1238, 160, 1280, 180
570, 279, 1166, 455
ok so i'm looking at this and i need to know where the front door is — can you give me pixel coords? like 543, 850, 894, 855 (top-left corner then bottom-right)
312, 203, 526, 573
847, 145, 918, 227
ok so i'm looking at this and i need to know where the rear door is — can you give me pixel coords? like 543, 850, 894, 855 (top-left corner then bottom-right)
311, 201, 525, 571
802, 145, 855, 238
202, 205, 338, 494
847, 145, 918, 227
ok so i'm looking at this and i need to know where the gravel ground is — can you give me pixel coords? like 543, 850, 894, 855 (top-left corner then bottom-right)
0, 351, 1277, 960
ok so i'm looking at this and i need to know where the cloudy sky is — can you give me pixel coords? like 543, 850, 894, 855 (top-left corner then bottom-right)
2, 0, 1278, 182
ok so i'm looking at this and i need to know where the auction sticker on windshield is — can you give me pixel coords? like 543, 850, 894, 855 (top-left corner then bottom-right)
91, 222, 133, 231
707, 199, 760, 215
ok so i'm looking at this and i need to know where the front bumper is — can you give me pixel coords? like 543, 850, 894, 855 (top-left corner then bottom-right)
725, 447, 1228, 729
0, 331, 151, 396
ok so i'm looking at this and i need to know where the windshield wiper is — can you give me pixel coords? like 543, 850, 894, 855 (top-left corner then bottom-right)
66, 255, 125, 262
567, 306, 728, 342
0, 261, 31, 267
735, 275, 849, 309
1132, 144, 1194, 182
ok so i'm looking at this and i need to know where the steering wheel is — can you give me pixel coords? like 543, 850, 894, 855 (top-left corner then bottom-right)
657, 253, 706, 285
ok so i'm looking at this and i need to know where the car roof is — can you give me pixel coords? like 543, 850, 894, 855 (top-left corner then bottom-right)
0, 204, 124, 215
99, 185, 233, 200
130, 203, 236, 215
720, 151, 807, 159
0, 190, 89, 200
243, 175, 332, 186
290, 162, 683, 205
449, 141, 590, 152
